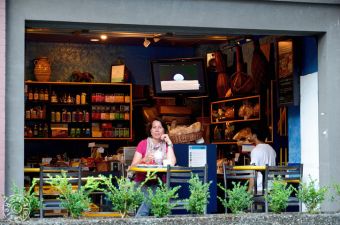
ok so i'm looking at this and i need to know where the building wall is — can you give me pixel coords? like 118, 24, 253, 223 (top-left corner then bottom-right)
5, 0, 340, 211
0, 0, 6, 206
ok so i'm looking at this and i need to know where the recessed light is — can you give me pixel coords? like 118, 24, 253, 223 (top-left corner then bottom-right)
90, 38, 100, 42
100, 34, 107, 40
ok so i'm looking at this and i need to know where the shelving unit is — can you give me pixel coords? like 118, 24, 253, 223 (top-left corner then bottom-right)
24, 81, 132, 141
210, 95, 261, 144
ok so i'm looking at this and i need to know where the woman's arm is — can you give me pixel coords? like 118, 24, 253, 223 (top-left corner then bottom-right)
131, 151, 143, 167
166, 145, 176, 166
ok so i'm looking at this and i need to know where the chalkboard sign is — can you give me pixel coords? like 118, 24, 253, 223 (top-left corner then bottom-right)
277, 40, 298, 105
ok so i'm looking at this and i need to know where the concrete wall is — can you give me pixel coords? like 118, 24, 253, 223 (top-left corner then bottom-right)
0, 0, 5, 212
5, 0, 340, 211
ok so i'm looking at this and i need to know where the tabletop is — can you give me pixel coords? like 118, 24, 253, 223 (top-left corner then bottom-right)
129, 165, 191, 173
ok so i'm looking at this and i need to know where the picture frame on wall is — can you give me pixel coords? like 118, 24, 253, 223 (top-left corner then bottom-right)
111, 65, 125, 82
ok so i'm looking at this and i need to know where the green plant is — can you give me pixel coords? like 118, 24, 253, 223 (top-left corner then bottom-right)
297, 176, 328, 213
99, 171, 157, 218
266, 176, 294, 213
334, 183, 340, 198
147, 178, 180, 217
217, 181, 253, 214
185, 174, 211, 214
4, 178, 40, 221
46, 172, 100, 218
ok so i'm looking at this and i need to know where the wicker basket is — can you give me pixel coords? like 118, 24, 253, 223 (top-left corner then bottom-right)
169, 131, 203, 144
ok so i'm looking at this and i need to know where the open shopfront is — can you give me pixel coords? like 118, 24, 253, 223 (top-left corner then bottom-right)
6, 2, 335, 212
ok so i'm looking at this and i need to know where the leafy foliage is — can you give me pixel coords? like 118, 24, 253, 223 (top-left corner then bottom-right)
4, 179, 40, 221
46, 172, 100, 218
217, 181, 253, 214
266, 176, 294, 213
147, 179, 180, 217
334, 183, 340, 198
297, 176, 328, 213
185, 174, 211, 214
99, 171, 157, 218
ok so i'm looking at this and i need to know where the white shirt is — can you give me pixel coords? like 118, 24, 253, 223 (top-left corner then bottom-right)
250, 143, 276, 192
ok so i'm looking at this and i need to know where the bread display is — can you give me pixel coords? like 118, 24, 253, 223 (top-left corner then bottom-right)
232, 127, 251, 141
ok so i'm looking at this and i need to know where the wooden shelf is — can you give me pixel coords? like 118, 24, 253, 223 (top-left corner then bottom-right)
25, 82, 133, 140
211, 118, 260, 124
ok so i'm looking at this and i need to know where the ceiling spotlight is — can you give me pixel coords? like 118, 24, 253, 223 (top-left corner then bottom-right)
143, 38, 151, 48
90, 38, 100, 42
153, 37, 161, 43
100, 34, 108, 40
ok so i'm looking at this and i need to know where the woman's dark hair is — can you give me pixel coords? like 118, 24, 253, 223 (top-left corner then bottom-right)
146, 117, 168, 136
250, 125, 268, 142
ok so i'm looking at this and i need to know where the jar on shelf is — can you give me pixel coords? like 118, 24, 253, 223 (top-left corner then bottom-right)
34, 57, 51, 82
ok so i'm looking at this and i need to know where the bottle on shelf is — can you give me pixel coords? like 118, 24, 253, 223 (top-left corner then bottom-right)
44, 89, 49, 101
55, 111, 61, 122
28, 88, 33, 101
85, 111, 90, 122
39, 89, 44, 101
43, 123, 48, 138
51, 91, 58, 103
33, 89, 39, 101
33, 124, 38, 137
81, 93, 86, 104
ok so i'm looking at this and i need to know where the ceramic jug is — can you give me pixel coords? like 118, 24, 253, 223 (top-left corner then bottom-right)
34, 57, 51, 81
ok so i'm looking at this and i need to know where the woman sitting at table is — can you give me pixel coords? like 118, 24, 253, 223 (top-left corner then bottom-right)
131, 118, 176, 217
247, 125, 276, 194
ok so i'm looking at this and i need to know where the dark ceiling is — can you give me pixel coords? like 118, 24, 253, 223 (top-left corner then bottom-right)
25, 27, 242, 47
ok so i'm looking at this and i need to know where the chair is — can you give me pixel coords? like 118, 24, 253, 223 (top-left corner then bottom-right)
39, 166, 82, 218
166, 164, 208, 214
222, 164, 263, 213
263, 164, 303, 212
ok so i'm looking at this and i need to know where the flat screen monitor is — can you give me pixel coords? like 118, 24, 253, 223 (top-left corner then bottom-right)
151, 58, 208, 99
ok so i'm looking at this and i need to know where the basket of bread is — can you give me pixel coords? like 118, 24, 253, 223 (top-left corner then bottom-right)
169, 121, 203, 144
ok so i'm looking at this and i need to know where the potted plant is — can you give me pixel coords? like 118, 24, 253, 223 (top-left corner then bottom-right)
3, 179, 40, 221
184, 174, 211, 214
46, 172, 100, 218
265, 176, 295, 213
99, 171, 157, 218
147, 179, 180, 217
297, 176, 328, 213
217, 181, 253, 214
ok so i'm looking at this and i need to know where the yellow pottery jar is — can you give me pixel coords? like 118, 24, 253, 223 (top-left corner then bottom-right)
34, 57, 51, 82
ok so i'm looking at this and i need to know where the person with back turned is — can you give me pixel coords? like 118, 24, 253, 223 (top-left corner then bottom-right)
247, 125, 276, 194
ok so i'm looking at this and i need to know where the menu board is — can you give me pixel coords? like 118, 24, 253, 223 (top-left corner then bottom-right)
277, 41, 295, 105
188, 145, 207, 167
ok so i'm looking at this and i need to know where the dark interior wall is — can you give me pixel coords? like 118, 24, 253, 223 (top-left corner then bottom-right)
25, 42, 196, 85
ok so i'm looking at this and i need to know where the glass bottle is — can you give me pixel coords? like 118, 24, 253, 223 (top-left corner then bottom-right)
43, 124, 48, 138
33, 124, 38, 137
33, 89, 39, 101
55, 111, 61, 122
28, 88, 33, 101
44, 89, 49, 101
39, 89, 44, 101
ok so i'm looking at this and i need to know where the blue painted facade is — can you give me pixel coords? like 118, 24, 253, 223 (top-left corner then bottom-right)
287, 37, 318, 163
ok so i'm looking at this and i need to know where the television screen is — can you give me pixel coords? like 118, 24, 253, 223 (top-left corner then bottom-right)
151, 58, 207, 97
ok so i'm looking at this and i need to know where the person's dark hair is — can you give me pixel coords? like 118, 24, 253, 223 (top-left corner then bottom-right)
146, 117, 168, 136
250, 125, 268, 142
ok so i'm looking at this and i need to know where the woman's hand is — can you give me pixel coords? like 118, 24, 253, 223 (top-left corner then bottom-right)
143, 153, 154, 164
161, 134, 173, 146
